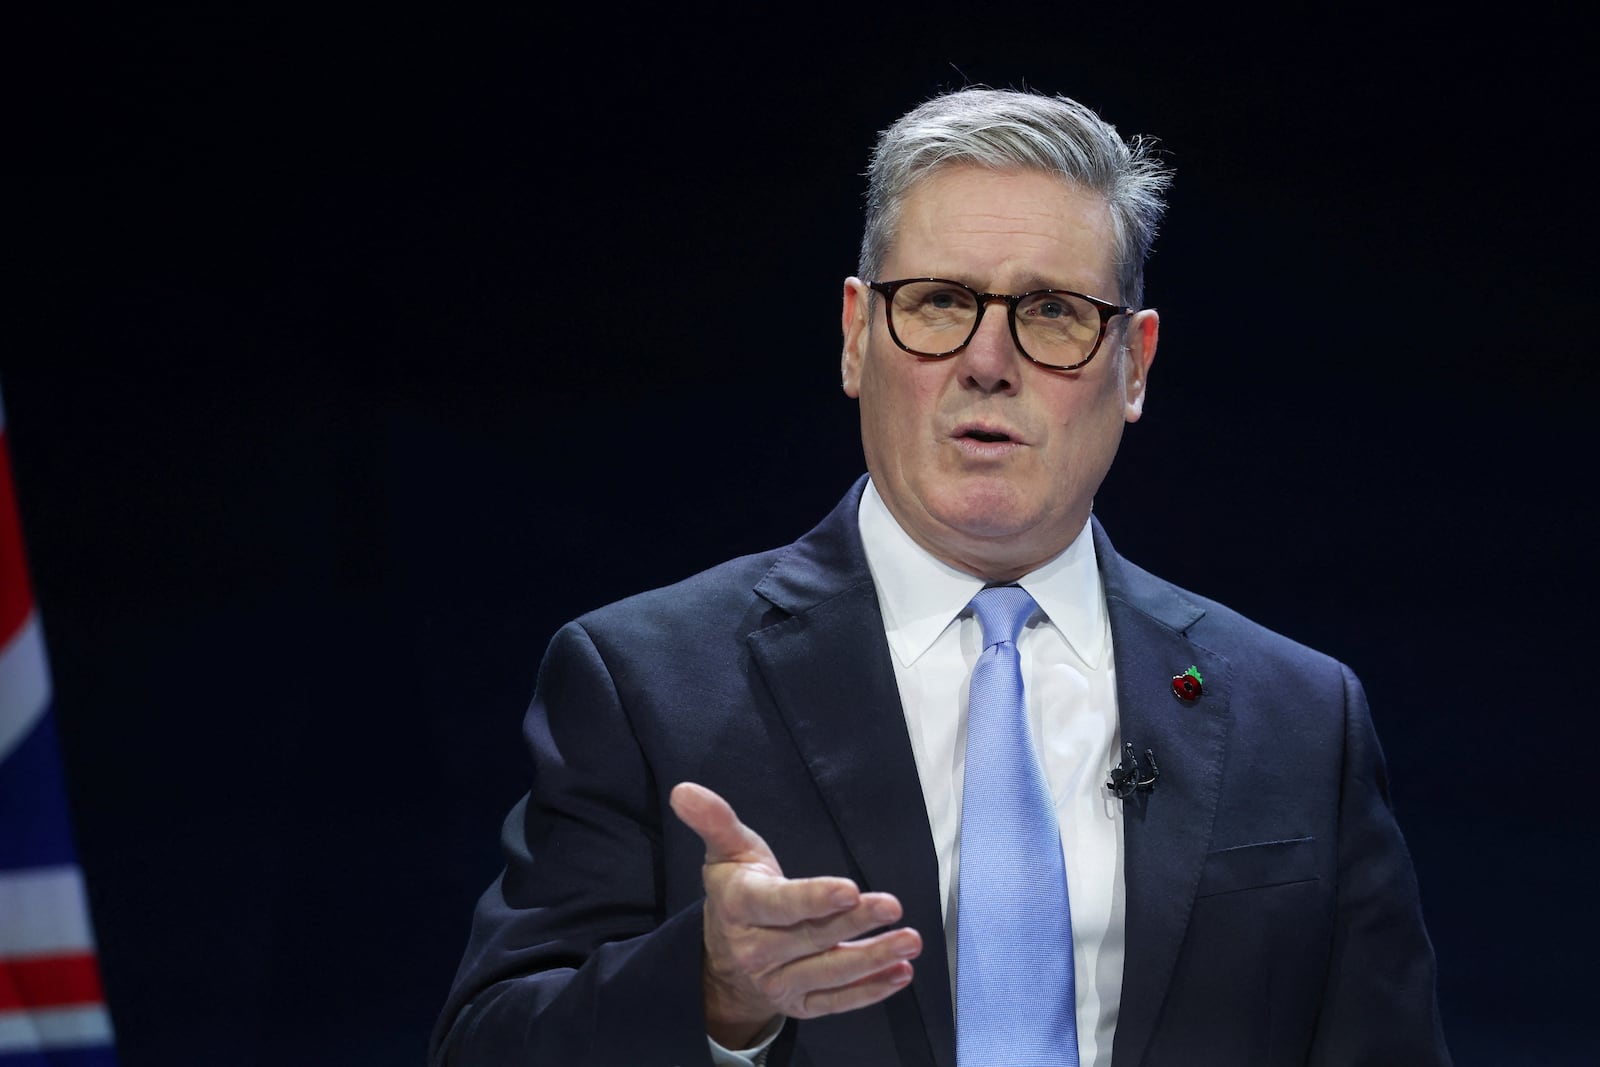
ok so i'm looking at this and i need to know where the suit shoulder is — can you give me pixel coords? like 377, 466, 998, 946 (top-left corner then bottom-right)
548, 480, 871, 668
1194, 588, 1339, 673
565, 547, 787, 649
1109, 547, 1347, 680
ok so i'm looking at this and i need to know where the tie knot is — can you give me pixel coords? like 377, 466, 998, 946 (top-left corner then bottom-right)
969, 585, 1038, 650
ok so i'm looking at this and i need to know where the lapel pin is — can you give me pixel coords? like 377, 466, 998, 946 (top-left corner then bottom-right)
1171, 665, 1203, 702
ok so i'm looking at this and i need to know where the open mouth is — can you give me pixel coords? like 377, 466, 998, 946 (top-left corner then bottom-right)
962, 429, 1012, 443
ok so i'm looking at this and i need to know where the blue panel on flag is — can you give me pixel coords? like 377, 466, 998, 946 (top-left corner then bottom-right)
0, 705, 80, 870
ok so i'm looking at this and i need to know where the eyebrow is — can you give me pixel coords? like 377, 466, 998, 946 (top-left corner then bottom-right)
1009, 271, 1107, 295
932, 272, 1106, 298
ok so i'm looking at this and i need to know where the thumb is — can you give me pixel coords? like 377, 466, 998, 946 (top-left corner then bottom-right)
670, 782, 778, 870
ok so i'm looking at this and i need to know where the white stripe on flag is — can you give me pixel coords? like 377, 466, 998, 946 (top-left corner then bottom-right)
0, 1004, 115, 1053
0, 867, 92, 956
0, 613, 51, 765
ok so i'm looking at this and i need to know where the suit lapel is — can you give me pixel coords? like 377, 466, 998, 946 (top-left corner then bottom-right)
1094, 520, 1233, 1067
743, 495, 1233, 1067
748, 479, 956, 1067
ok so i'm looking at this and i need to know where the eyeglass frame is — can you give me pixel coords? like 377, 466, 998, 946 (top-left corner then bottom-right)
866, 277, 1135, 372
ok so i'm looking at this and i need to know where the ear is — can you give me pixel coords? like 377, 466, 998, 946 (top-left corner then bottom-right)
841, 277, 870, 399
1121, 308, 1158, 422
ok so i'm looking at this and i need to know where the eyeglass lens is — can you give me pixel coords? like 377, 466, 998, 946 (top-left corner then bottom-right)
886, 280, 1105, 363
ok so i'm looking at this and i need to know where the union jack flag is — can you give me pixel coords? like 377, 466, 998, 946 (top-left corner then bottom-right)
0, 390, 118, 1066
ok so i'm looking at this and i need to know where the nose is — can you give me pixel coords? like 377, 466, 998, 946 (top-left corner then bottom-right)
956, 297, 1023, 395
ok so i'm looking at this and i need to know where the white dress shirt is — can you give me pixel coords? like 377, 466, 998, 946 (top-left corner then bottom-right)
713, 480, 1125, 1066
858, 480, 1125, 1066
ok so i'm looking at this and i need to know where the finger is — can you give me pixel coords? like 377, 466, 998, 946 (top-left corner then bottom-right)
773, 927, 924, 1019
716, 896, 912, 994
822, 892, 903, 942
801, 959, 916, 1018
670, 782, 774, 867
726, 870, 876, 927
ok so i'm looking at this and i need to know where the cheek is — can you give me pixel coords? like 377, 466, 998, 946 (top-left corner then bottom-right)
865, 354, 938, 438
1045, 379, 1128, 460
857, 358, 909, 463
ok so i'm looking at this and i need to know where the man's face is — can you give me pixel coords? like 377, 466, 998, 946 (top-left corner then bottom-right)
841, 166, 1159, 582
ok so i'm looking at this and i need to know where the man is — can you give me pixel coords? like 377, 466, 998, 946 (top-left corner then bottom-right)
432, 88, 1448, 1066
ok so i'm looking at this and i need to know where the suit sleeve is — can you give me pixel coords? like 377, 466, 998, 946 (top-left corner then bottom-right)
1308, 665, 1450, 1065
429, 621, 716, 1067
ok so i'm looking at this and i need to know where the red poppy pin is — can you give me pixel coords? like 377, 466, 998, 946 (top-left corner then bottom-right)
1171, 665, 1203, 702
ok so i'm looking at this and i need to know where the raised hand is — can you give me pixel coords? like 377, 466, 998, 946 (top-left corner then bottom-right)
669, 782, 923, 1049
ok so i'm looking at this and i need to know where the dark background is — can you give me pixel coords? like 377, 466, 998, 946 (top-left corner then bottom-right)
8, 6, 1596, 1064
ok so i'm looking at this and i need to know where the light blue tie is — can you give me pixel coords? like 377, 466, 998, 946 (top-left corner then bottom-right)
957, 586, 1078, 1067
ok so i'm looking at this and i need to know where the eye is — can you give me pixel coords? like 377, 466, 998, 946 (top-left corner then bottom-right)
913, 285, 975, 311
1019, 291, 1090, 324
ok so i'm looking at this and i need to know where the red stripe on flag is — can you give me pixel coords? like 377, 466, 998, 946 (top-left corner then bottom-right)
0, 953, 106, 1011
0, 431, 36, 643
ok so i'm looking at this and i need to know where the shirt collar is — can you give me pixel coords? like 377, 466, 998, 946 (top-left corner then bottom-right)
857, 478, 1108, 669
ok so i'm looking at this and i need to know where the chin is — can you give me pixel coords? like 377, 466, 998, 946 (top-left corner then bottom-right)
927, 488, 1042, 542
945, 470, 1029, 510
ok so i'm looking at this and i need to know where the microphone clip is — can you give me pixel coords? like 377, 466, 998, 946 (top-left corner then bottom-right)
1107, 742, 1159, 799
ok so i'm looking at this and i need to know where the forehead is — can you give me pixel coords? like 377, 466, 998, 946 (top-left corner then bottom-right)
887, 166, 1117, 293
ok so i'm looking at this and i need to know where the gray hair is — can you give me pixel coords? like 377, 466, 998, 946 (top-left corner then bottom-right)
858, 88, 1171, 309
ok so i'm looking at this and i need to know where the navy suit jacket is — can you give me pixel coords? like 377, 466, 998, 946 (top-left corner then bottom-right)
432, 478, 1448, 1066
